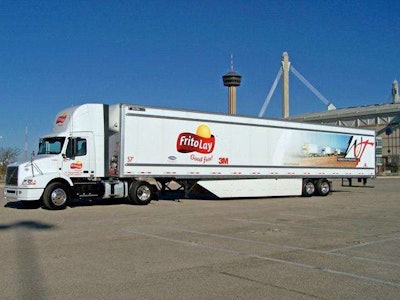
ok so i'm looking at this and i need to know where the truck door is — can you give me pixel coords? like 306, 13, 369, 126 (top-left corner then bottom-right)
62, 134, 95, 177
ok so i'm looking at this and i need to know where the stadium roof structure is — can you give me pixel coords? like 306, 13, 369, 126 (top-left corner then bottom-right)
288, 102, 400, 130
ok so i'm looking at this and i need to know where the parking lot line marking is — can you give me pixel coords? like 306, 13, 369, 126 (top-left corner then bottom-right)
219, 271, 324, 299
161, 226, 400, 268
122, 228, 400, 288
279, 213, 320, 218
229, 218, 378, 237
327, 236, 400, 253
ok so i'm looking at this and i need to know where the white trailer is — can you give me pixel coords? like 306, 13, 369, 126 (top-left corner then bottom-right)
4, 103, 376, 209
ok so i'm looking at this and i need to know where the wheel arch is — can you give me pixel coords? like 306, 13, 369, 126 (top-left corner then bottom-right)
38, 175, 74, 200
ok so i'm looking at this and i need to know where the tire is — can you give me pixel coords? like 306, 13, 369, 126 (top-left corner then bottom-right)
316, 179, 330, 196
302, 179, 315, 197
128, 181, 153, 205
42, 182, 69, 210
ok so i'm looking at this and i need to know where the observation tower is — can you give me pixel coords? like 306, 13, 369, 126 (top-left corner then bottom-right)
222, 55, 241, 114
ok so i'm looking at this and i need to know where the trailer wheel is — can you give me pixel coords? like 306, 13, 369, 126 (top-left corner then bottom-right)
128, 181, 153, 205
42, 182, 69, 210
302, 179, 315, 197
316, 179, 330, 196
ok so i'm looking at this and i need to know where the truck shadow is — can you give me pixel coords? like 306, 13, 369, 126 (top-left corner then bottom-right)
5, 201, 42, 209
3, 191, 219, 210
68, 197, 130, 208
66, 191, 219, 207
68, 193, 219, 207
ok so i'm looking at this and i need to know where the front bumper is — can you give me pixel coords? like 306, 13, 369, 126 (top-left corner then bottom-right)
4, 185, 44, 201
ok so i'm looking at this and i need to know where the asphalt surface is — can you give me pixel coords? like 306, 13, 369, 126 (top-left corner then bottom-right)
0, 178, 399, 299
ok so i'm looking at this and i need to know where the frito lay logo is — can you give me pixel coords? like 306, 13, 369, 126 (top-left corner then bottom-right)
56, 113, 68, 126
70, 161, 83, 169
177, 125, 215, 154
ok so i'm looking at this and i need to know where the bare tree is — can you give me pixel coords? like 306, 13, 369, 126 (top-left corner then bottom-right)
0, 147, 21, 178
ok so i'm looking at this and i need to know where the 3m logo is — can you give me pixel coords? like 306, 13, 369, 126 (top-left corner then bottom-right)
177, 124, 215, 154
56, 113, 67, 126
218, 157, 229, 165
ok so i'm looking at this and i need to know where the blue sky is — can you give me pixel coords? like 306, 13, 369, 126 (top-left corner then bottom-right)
1, 0, 399, 157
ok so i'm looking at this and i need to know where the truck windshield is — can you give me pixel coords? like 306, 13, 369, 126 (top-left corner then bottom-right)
38, 137, 65, 155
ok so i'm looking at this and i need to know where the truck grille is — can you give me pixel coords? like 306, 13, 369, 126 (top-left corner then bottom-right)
6, 166, 18, 185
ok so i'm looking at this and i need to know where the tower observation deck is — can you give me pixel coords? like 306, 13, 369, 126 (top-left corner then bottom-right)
222, 56, 241, 114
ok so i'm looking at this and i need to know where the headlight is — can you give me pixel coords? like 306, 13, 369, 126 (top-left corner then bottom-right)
22, 179, 37, 185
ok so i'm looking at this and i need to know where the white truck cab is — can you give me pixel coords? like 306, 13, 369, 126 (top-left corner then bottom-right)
4, 104, 111, 209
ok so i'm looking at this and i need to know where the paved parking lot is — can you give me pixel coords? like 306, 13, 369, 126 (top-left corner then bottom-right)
1, 177, 399, 299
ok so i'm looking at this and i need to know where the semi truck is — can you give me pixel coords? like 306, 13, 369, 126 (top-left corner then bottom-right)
4, 103, 376, 210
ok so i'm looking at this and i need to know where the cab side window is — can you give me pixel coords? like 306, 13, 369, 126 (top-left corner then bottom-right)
76, 139, 87, 156
66, 138, 87, 157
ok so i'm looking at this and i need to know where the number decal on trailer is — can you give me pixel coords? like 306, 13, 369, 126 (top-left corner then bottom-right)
127, 156, 135, 163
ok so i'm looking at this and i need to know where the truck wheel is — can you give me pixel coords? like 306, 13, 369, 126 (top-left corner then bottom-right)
43, 182, 69, 210
302, 179, 315, 197
128, 181, 153, 205
316, 179, 330, 196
